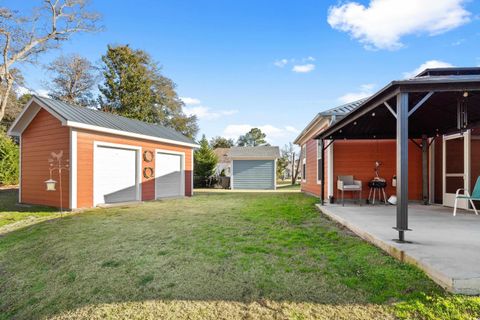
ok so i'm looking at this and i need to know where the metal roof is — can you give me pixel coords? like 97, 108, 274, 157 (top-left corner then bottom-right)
415, 67, 480, 77
316, 69, 480, 140
319, 98, 368, 116
293, 98, 367, 144
34, 96, 196, 145
227, 146, 280, 159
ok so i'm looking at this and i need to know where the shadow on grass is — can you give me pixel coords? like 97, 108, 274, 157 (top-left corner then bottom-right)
0, 188, 57, 213
0, 192, 478, 320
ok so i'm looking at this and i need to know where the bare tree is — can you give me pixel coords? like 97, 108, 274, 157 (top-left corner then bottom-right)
281, 143, 301, 185
0, 0, 101, 121
45, 54, 99, 106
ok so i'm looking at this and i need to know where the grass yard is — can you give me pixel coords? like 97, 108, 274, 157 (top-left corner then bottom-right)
0, 188, 58, 232
0, 191, 479, 319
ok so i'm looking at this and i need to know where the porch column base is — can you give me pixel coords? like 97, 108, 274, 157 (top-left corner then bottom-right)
393, 227, 412, 243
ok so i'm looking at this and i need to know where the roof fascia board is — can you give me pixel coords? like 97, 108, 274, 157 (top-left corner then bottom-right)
67, 121, 199, 148
294, 116, 331, 145
8, 96, 68, 136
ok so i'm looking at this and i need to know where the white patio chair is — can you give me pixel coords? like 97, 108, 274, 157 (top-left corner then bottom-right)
453, 176, 480, 216
337, 175, 362, 206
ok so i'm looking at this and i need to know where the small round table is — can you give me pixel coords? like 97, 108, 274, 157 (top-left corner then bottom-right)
368, 180, 387, 205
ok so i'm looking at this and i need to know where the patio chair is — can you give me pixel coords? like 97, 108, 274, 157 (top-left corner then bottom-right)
337, 175, 362, 206
453, 176, 480, 216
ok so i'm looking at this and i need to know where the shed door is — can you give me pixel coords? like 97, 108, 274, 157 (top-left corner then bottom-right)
232, 160, 274, 190
94, 146, 138, 205
156, 152, 183, 198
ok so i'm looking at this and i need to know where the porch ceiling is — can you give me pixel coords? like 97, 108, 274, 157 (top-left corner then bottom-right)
316, 76, 480, 140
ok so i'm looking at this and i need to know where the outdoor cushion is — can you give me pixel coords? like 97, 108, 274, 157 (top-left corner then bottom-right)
342, 185, 361, 190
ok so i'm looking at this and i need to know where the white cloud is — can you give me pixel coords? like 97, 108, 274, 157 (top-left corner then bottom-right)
292, 64, 315, 73
223, 124, 300, 144
15, 86, 32, 97
184, 105, 238, 120
180, 97, 201, 105
274, 59, 289, 68
285, 126, 300, 134
274, 57, 316, 73
338, 83, 375, 103
403, 60, 454, 78
328, 0, 471, 50
35, 89, 50, 98
15, 87, 49, 98
451, 39, 465, 46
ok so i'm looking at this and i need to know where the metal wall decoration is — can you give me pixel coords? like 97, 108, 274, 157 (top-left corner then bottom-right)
143, 167, 154, 179
143, 150, 154, 162
45, 150, 69, 213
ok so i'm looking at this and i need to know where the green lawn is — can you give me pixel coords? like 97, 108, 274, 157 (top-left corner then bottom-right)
0, 188, 58, 231
0, 191, 478, 319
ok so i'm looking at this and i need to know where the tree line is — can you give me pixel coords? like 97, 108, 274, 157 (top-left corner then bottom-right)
0, 1, 198, 138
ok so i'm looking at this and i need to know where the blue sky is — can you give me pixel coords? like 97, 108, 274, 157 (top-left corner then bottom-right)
11, 0, 480, 146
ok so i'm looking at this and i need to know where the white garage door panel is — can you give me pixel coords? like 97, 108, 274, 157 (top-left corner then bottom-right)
156, 153, 183, 198
94, 146, 138, 205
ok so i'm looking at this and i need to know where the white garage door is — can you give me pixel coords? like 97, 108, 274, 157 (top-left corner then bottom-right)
94, 145, 138, 205
156, 152, 183, 198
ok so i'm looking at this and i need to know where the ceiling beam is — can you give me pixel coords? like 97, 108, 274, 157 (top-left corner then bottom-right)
384, 102, 397, 118
408, 91, 434, 117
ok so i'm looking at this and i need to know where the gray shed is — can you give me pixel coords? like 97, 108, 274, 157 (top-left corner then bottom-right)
228, 146, 280, 190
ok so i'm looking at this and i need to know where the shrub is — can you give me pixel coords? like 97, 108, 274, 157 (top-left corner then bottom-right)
0, 130, 19, 185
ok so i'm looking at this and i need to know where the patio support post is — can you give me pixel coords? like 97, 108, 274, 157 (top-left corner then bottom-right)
422, 134, 429, 205
396, 92, 409, 242
320, 139, 325, 205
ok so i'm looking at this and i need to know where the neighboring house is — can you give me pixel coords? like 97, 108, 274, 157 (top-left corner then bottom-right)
213, 147, 231, 176
294, 98, 423, 200
8, 96, 199, 209
213, 146, 280, 190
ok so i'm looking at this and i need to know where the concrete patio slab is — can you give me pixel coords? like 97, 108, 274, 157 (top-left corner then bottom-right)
316, 203, 480, 295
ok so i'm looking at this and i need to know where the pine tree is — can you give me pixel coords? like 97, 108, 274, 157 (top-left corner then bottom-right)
194, 135, 218, 186
98, 45, 198, 138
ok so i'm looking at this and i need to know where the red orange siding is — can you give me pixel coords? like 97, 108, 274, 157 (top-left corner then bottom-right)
301, 138, 328, 197
21, 107, 70, 208
76, 130, 193, 208
333, 140, 423, 200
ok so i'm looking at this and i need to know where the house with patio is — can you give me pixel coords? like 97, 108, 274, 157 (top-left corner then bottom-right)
295, 67, 480, 294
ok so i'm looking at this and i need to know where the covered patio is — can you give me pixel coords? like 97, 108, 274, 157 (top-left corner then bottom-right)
317, 203, 480, 294
316, 67, 480, 242
314, 67, 480, 294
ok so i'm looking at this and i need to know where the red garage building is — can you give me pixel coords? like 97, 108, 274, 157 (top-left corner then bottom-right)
8, 96, 198, 209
